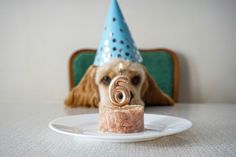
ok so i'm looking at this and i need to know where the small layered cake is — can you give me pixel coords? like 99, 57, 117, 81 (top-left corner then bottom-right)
99, 105, 144, 133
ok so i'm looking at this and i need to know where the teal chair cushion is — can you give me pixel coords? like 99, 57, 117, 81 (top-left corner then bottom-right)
72, 50, 175, 98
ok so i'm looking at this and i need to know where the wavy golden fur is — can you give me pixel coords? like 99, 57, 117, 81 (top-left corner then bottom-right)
64, 66, 100, 107
142, 70, 174, 105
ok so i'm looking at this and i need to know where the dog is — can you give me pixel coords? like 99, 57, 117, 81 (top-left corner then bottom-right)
64, 59, 174, 108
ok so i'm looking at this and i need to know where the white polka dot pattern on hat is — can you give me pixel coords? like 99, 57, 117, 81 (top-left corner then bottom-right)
94, 0, 143, 66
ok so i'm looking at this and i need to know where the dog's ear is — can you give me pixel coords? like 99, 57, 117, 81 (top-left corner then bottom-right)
141, 70, 175, 106
64, 65, 100, 108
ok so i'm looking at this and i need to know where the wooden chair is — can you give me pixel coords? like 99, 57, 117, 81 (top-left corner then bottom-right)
68, 48, 179, 102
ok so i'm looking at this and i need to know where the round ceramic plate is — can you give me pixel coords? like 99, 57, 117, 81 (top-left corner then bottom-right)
49, 113, 192, 142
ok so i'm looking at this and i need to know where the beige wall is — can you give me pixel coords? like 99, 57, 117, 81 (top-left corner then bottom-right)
0, 0, 236, 103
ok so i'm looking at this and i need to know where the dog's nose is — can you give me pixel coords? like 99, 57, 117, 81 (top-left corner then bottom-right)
130, 92, 134, 100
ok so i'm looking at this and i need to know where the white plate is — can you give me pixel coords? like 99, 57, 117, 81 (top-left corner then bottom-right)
49, 113, 192, 142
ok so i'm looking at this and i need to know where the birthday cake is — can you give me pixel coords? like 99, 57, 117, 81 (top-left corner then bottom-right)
99, 105, 144, 133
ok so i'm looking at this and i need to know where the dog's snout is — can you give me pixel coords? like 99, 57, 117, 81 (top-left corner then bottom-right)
128, 92, 134, 104
130, 92, 134, 100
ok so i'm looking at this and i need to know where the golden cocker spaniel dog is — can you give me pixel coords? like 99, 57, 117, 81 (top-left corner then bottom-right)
65, 59, 174, 108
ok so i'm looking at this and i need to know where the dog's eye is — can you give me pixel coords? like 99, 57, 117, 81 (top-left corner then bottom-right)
101, 76, 111, 85
131, 75, 141, 86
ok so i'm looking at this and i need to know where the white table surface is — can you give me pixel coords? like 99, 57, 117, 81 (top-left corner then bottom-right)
0, 101, 235, 157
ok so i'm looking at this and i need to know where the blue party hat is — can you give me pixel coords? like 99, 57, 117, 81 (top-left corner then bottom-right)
94, 0, 143, 66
